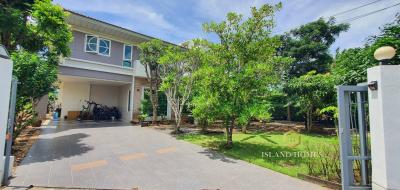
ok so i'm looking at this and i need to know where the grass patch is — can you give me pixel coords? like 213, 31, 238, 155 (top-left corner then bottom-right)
177, 131, 338, 177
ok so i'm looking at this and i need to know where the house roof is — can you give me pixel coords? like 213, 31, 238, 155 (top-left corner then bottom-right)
65, 9, 181, 47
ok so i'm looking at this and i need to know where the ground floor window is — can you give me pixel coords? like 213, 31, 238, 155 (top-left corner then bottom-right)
142, 89, 167, 117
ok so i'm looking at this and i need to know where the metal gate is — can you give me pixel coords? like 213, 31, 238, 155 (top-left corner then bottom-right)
337, 85, 371, 190
3, 78, 18, 185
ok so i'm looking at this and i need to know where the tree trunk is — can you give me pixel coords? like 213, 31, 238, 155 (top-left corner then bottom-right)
261, 120, 267, 131
225, 118, 234, 148
151, 89, 158, 125
1, 32, 12, 52
334, 119, 339, 136
200, 119, 208, 133
309, 111, 312, 132
287, 104, 292, 121
306, 109, 312, 133
242, 121, 250, 133
174, 113, 181, 133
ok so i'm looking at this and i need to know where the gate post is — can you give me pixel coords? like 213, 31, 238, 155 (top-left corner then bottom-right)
367, 65, 400, 190
0, 45, 13, 183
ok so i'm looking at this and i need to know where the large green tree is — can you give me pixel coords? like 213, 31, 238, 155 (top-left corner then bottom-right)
280, 18, 349, 77
12, 51, 58, 112
1, 0, 72, 113
278, 18, 348, 122
158, 40, 206, 132
139, 39, 167, 124
287, 71, 335, 132
200, 3, 291, 147
1, 0, 71, 55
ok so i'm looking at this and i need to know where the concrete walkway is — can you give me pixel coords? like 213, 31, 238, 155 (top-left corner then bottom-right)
9, 121, 326, 190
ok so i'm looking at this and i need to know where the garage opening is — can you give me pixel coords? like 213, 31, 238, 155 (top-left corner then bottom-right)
58, 76, 133, 122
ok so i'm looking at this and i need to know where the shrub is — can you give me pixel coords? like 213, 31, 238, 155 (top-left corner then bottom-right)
304, 141, 341, 183
14, 102, 38, 139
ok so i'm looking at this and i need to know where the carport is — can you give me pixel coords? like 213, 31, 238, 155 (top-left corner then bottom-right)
58, 66, 134, 122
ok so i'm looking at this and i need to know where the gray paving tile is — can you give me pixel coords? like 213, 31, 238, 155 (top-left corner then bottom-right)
71, 168, 96, 188
48, 161, 73, 187
10, 121, 326, 190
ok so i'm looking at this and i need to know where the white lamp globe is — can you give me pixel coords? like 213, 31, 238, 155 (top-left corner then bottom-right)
374, 46, 396, 61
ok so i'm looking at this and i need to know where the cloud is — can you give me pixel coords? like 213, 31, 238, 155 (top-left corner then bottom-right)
193, 0, 283, 21
55, 0, 175, 31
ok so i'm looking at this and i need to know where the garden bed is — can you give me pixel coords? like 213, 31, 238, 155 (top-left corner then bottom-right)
12, 124, 42, 169
298, 173, 341, 189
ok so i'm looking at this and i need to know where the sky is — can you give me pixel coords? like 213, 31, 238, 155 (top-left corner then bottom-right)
53, 0, 399, 53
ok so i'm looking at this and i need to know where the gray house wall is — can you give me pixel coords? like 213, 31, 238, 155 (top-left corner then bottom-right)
70, 31, 139, 67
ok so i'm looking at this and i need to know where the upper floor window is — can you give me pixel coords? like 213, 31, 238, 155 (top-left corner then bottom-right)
123, 44, 132, 68
99, 39, 110, 56
86, 35, 97, 53
85, 34, 111, 56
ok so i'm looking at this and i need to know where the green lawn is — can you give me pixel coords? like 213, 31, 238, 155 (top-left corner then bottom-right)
177, 131, 338, 177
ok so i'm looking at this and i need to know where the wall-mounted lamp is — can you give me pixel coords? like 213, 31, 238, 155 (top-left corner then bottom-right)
374, 46, 396, 65
368, 81, 378, 91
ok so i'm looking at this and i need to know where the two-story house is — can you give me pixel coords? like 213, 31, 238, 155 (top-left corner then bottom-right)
57, 11, 171, 122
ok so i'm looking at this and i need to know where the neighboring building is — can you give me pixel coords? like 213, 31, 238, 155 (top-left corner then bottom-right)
57, 11, 171, 122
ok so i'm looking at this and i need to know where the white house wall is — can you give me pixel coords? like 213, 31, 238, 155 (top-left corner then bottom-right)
89, 85, 119, 107
60, 81, 91, 119
133, 60, 147, 77
118, 84, 133, 121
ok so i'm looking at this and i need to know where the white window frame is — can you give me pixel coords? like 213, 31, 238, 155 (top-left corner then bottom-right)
84, 34, 111, 57
84, 34, 98, 53
122, 44, 133, 68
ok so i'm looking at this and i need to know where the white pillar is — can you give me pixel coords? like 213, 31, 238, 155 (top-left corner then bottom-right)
0, 54, 13, 183
367, 65, 400, 190
130, 77, 135, 121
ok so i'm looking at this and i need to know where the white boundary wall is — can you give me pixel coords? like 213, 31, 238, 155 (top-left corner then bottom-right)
367, 65, 400, 190
0, 56, 13, 183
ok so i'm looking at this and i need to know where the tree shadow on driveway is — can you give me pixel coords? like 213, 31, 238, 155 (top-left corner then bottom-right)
197, 149, 237, 163
19, 133, 93, 166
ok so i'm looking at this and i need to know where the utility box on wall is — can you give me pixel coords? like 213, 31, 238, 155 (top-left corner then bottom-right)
0, 45, 13, 183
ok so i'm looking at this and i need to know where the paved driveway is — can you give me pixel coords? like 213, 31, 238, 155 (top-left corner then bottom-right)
9, 121, 326, 190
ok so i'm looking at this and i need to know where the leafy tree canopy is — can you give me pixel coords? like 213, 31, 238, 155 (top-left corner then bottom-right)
12, 51, 58, 112
332, 48, 375, 85
287, 71, 335, 131
280, 18, 349, 77
158, 40, 207, 132
138, 39, 167, 124
0, 0, 72, 56
1, 0, 72, 114
199, 3, 291, 147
